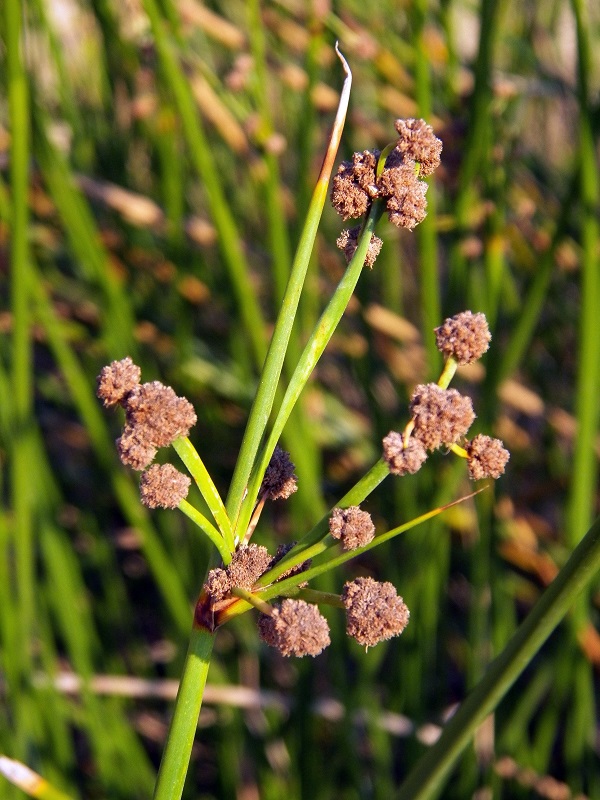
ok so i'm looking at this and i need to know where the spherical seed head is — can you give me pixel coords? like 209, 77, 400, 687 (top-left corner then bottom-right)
466, 434, 510, 480
139, 463, 191, 509
342, 577, 410, 648
330, 150, 379, 220
258, 599, 330, 657
123, 382, 197, 449
434, 311, 491, 365
96, 357, 141, 407
329, 506, 375, 551
409, 383, 475, 450
204, 567, 231, 602
393, 118, 443, 176
382, 431, 428, 476
260, 446, 298, 500
378, 162, 428, 231
336, 227, 383, 269
117, 425, 157, 470
227, 544, 274, 590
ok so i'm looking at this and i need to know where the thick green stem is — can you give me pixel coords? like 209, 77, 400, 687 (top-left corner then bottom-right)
152, 626, 215, 800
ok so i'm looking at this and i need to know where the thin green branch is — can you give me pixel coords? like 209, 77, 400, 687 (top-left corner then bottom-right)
178, 500, 231, 564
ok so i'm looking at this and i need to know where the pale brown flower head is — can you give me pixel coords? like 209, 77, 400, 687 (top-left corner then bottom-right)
329, 506, 375, 551
409, 383, 475, 450
378, 160, 428, 230
382, 432, 428, 476
393, 118, 443, 176
434, 311, 491, 365
466, 434, 510, 479
96, 357, 141, 407
336, 227, 383, 268
330, 150, 379, 220
342, 577, 410, 648
139, 463, 191, 509
117, 425, 157, 470
258, 599, 330, 657
204, 567, 231, 602
260, 446, 298, 500
123, 382, 197, 449
227, 544, 274, 590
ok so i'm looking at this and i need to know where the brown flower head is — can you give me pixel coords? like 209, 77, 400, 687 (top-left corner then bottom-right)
409, 383, 475, 450
382, 431, 428, 476
96, 357, 141, 407
204, 567, 231, 602
342, 577, 410, 648
330, 150, 379, 220
393, 118, 443, 176
466, 434, 510, 480
329, 506, 375, 551
260, 446, 298, 500
378, 160, 428, 230
434, 311, 491, 365
258, 599, 330, 657
123, 382, 197, 449
139, 463, 191, 509
117, 425, 157, 470
227, 544, 274, 590
336, 227, 383, 268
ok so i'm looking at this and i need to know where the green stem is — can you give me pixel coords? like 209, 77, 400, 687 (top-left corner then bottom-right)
152, 626, 215, 800
172, 437, 233, 551
178, 500, 231, 565
395, 515, 600, 800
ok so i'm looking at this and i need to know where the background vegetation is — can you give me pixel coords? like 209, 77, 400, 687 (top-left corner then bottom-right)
1, 0, 600, 798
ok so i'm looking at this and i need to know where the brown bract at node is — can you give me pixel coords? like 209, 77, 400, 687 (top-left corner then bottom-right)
139, 463, 191, 509
382, 432, 428, 476
258, 599, 330, 657
466, 434, 510, 479
342, 577, 410, 648
434, 310, 491, 365
409, 383, 475, 450
329, 506, 375, 551
96, 357, 141, 407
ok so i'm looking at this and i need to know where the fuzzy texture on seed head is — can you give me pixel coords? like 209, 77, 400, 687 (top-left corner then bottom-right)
258, 599, 330, 657
204, 567, 231, 602
117, 425, 157, 470
123, 382, 197, 449
139, 463, 191, 509
227, 544, 274, 590
409, 383, 475, 450
97, 357, 141, 407
342, 577, 410, 648
260, 446, 298, 500
466, 434, 510, 479
382, 432, 428, 476
393, 118, 443, 176
378, 159, 428, 230
329, 506, 376, 551
330, 150, 379, 220
434, 311, 491, 365
336, 227, 383, 268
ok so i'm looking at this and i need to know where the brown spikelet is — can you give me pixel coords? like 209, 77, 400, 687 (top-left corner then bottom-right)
139, 463, 191, 509
378, 161, 428, 230
342, 577, 410, 648
393, 118, 443, 176
96, 357, 141, 407
382, 432, 428, 476
123, 382, 197, 449
204, 568, 231, 602
117, 425, 157, 470
258, 599, 330, 657
330, 150, 379, 220
466, 434, 510, 479
434, 311, 491, 365
227, 544, 274, 590
336, 227, 383, 268
409, 383, 475, 450
329, 506, 375, 551
260, 446, 298, 500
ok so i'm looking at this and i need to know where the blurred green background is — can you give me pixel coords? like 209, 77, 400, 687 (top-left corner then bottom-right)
1, 0, 600, 798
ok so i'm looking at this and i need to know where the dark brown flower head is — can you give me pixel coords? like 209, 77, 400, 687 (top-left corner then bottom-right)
330, 150, 379, 220
409, 383, 475, 450
204, 567, 231, 602
378, 161, 428, 230
139, 463, 191, 509
434, 311, 491, 365
336, 227, 383, 268
342, 577, 410, 648
466, 434, 510, 480
260, 446, 298, 500
96, 357, 141, 407
123, 381, 197, 449
382, 431, 428, 476
273, 542, 312, 582
329, 506, 375, 551
227, 544, 274, 590
258, 599, 330, 657
116, 425, 157, 470
393, 118, 443, 176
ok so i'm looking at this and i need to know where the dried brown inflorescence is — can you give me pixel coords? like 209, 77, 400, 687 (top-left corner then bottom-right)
258, 599, 330, 657
330, 118, 442, 236
382, 431, 428, 476
342, 577, 410, 648
329, 506, 375, 551
260, 446, 298, 500
228, 544, 274, 590
434, 311, 491, 365
96, 357, 141, 407
409, 383, 475, 450
139, 463, 191, 509
336, 227, 383, 268
466, 434, 510, 480
204, 567, 231, 602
